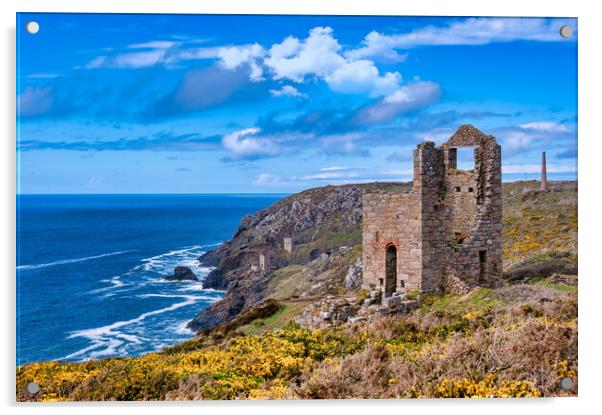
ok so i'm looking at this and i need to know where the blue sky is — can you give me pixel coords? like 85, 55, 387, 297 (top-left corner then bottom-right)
16, 14, 577, 194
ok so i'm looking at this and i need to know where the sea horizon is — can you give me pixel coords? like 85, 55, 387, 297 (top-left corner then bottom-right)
15, 177, 579, 197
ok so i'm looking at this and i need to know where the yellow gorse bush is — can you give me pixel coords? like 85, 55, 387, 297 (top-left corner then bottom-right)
432, 374, 541, 398
17, 285, 577, 401
17, 326, 368, 401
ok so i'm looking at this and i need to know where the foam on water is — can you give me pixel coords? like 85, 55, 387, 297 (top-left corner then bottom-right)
18, 250, 133, 271
136, 244, 214, 275
64, 294, 207, 361
58, 245, 223, 362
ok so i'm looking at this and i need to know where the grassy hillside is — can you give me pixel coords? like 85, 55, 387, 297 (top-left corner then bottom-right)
17, 283, 576, 400
17, 181, 578, 401
502, 181, 577, 281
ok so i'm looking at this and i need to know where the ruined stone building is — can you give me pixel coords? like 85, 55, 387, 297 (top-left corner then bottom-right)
362, 125, 502, 297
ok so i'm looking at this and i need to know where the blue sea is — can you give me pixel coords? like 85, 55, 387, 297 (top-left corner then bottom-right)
16, 194, 284, 365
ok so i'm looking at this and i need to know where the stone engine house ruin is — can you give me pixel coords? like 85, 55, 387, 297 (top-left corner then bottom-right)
362, 125, 502, 298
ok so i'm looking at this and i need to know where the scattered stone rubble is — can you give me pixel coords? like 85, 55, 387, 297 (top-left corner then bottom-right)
295, 289, 418, 329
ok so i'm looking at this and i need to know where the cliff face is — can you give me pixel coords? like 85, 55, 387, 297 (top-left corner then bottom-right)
188, 182, 409, 331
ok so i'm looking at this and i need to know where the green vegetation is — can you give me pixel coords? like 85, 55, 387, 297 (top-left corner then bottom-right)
405, 290, 421, 301
17, 283, 576, 401
16, 181, 578, 401
266, 266, 306, 300
240, 303, 307, 336
502, 181, 577, 267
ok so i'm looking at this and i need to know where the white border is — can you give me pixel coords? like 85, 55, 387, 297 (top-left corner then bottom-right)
2, 1, 601, 414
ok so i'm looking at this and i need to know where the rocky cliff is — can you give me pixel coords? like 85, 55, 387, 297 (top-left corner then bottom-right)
188, 182, 409, 331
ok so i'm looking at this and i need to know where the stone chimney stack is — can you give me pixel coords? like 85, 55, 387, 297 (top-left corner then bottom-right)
541, 151, 548, 191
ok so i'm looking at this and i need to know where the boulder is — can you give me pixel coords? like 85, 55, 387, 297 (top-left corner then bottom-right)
383, 296, 402, 308
165, 266, 198, 282
344, 258, 363, 291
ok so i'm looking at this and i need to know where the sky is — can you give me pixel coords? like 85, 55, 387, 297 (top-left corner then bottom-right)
16, 14, 578, 194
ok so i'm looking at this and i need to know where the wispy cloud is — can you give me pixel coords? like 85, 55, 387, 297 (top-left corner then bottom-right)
86, 38, 221, 69
519, 121, 569, 133
352, 81, 442, 125
320, 166, 352, 172
352, 18, 575, 54
18, 132, 221, 152
18, 87, 54, 117
252, 173, 285, 186
494, 122, 575, 153
502, 163, 575, 174
269, 85, 307, 99
300, 171, 360, 180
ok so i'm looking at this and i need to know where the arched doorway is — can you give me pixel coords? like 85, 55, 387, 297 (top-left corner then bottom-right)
385, 244, 397, 297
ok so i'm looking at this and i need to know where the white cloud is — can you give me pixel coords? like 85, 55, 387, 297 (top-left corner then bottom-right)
345, 31, 410, 62
353, 81, 442, 124
268, 36, 301, 60
324, 60, 401, 97
217, 44, 265, 81
503, 130, 536, 151
218, 44, 264, 69
519, 122, 569, 133
221, 128, 278, 159
269, 85, 307, 99
363, 18, 575, 50
320, 166, 351, 171
264, 27, 345, 82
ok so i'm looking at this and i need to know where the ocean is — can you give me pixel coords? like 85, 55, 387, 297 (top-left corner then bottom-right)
16, 194, 285, 365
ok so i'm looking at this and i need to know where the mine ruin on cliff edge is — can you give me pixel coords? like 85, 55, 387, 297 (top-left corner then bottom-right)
362, 125, 503, 300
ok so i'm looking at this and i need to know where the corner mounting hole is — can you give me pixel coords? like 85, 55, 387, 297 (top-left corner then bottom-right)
560, 26, 572, 39
27, 381, 40, 395
26, 21, 40, 34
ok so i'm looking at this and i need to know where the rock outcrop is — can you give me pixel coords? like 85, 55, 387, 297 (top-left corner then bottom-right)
188, 182, 409, 331
165, 266, 197, 281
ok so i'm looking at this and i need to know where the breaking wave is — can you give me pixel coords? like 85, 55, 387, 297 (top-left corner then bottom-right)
17, 250, 132, 271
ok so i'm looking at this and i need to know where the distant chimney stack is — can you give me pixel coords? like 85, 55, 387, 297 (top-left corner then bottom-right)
541, 151, 547, 191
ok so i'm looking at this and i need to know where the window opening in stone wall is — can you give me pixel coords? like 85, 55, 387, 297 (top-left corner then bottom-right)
456, 146, 476, 171
479, 250, 487, 283
468, 187, 474, 193
454, 186, 461, 192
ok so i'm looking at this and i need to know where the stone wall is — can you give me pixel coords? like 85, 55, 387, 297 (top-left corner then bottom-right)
362, 191, 422, 292
362, 125, 502, 299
